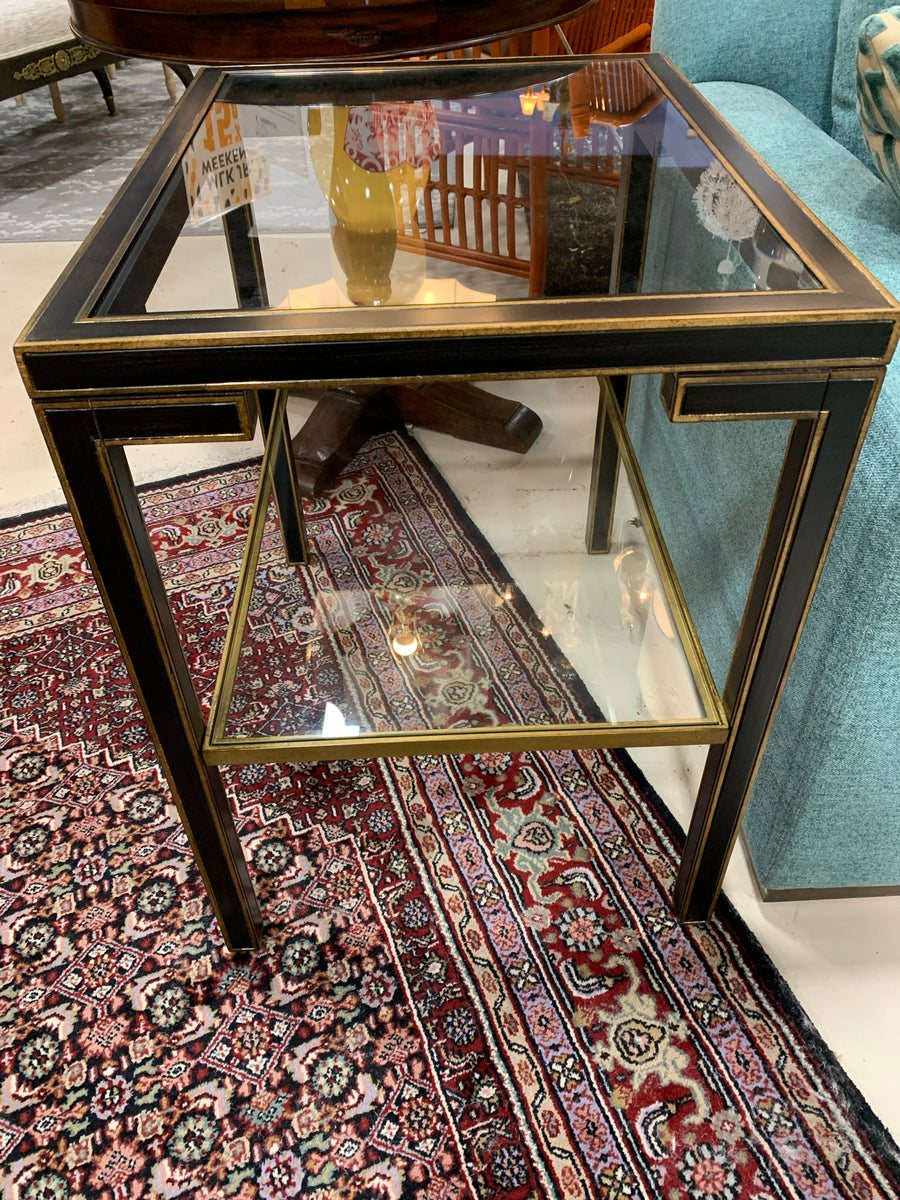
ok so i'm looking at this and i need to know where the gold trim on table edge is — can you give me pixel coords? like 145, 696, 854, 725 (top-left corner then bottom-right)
203, 719, 729, 766
660, 369, 830, 422
19, 349, 896, 404
598, 375, 724, 727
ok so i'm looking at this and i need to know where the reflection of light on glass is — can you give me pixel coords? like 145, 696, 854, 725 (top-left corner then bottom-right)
613, 543, 652, 642
519, 85, 549, 116
392, 627, 419, 656
322, 702, 359, 737
652, 589, 675, 640
637, 588, 697, 720
389, 597, 419, 657
538, 580, 580, 649
280, 275, 495, 310
472, 582, 507, 610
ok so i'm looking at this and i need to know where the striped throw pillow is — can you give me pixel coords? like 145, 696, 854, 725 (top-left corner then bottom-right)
857, 7, 900, 197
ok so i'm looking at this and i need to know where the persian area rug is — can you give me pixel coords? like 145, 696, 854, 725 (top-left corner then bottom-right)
1, 431, 899, 1200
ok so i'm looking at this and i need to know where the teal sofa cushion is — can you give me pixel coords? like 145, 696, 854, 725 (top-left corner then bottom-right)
626, 382, 788, 697
857, 7, 900, 200
651, 0, 842, 131
748, 377, 900, 891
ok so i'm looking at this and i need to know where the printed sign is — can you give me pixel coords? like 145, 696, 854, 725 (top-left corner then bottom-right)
182, 102, 271, 225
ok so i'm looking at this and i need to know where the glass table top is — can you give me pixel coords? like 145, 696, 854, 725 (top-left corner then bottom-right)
95, 57, 820, 322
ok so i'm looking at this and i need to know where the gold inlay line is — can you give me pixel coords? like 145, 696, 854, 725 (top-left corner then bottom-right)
598, 377, 725, 730
207, 389, 286, 746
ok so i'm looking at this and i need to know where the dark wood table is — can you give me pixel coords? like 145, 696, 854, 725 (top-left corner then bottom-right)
66, 0, 593, 65
16, 56, 899, 951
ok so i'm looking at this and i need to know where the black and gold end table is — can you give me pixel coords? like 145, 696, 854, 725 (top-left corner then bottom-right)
16, 56, 899, 950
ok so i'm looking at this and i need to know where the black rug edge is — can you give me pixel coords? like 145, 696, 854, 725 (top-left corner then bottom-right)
4, 440, 899, 1188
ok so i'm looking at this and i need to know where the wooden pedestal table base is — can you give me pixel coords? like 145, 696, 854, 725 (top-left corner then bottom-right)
290, 380, 543, 496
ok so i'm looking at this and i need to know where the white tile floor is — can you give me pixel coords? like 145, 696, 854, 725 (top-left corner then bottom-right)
3, 235, 899, 1142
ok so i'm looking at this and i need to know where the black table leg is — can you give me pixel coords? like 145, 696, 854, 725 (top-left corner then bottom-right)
586, 374, 629, 553
92, 67, 116, 115
256, 388, 309, 565
39, 404, 263, 951
672, 372, 882, 920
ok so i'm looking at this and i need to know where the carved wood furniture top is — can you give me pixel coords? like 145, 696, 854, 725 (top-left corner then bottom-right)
67, 0, 595, 64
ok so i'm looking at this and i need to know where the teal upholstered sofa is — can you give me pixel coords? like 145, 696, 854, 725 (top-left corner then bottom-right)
631, 0, 900, 894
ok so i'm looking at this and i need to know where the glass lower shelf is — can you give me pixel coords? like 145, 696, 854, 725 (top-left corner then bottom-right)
203, 379, 727, 765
